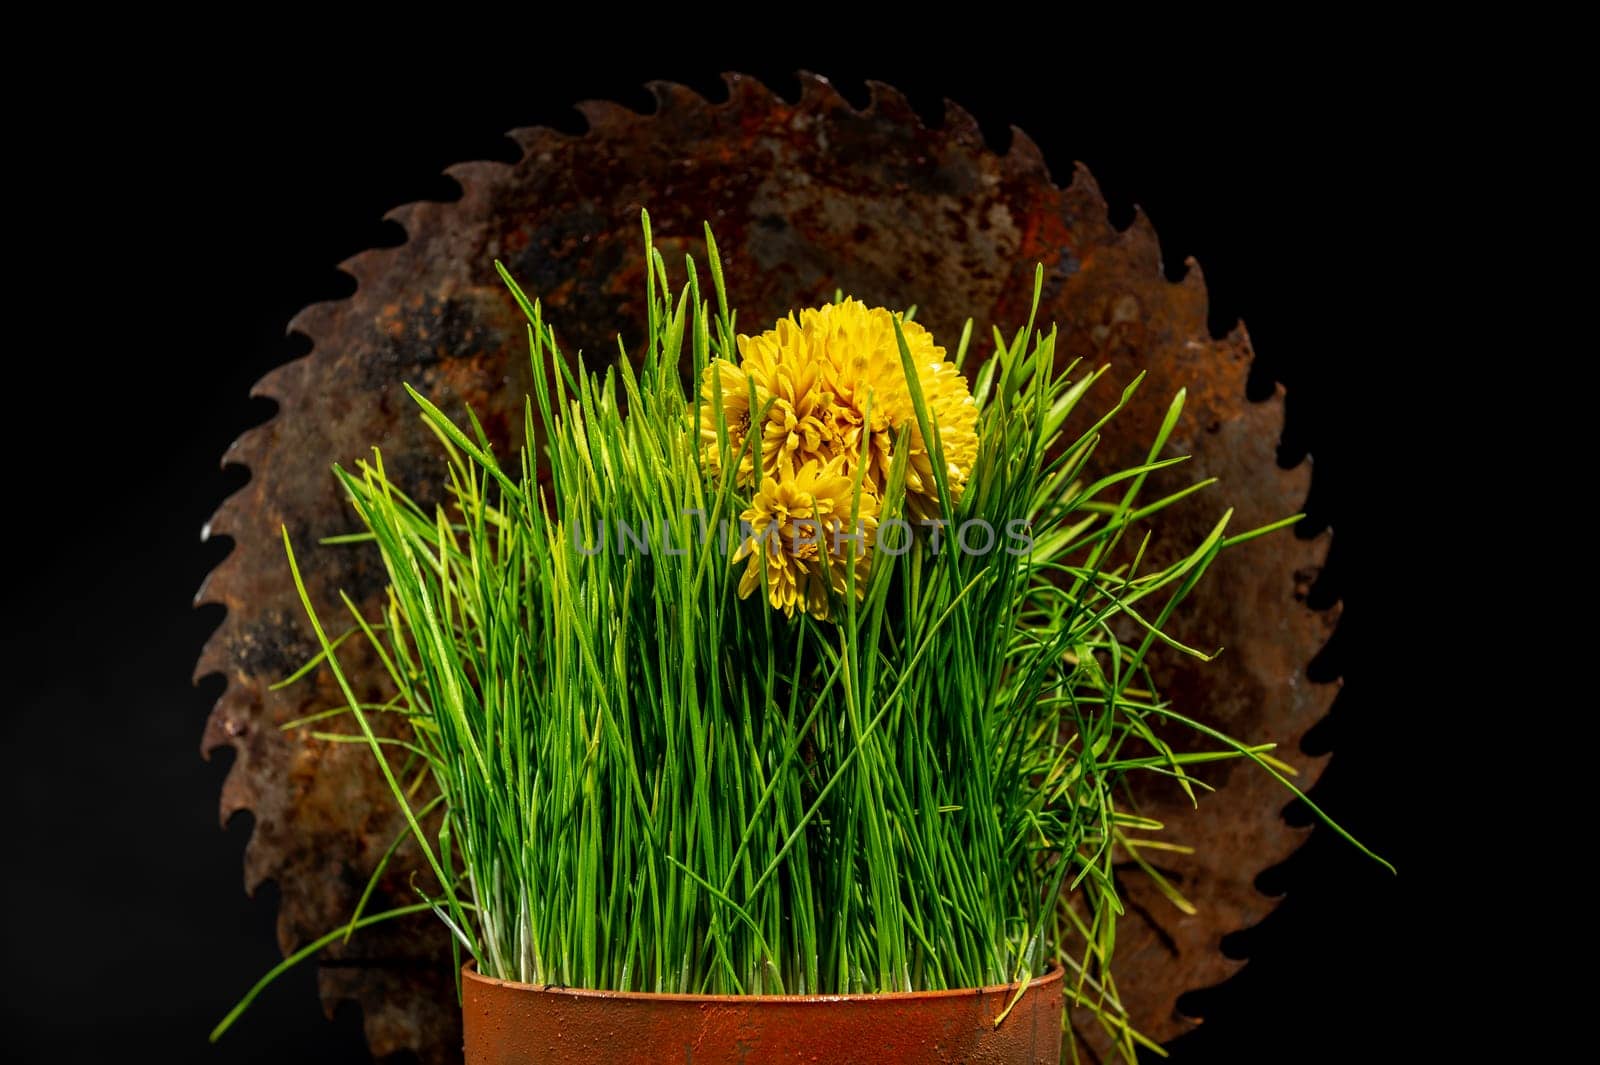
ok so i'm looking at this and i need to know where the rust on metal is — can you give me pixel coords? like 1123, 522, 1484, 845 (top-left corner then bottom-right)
462, 964, 1064, 1064
197, 71, 1336, 1062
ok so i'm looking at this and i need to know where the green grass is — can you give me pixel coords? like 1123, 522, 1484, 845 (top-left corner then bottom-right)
213, 214, 1385, 1058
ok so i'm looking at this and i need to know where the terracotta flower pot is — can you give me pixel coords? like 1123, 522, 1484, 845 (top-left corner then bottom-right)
462, 964, 1064, 1064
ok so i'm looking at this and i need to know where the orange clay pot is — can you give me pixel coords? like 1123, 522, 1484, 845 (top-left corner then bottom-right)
462, 964, 1064, 1064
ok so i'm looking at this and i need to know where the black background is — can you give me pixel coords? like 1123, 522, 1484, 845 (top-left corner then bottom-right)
6, 38, 1425, 1064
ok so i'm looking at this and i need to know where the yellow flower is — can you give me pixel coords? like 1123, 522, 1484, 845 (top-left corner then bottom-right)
897, 355, 981, 523
699, 318, 839, 486
741, 317, 838, 481
701, 299, 978, 522
701, 297, 981, 619
802, 299, 979, 522
698, 358, 758, 483
733, 458, 879, 620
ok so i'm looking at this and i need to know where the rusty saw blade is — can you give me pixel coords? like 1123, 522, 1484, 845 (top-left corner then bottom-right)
196, 72, 1337, 1063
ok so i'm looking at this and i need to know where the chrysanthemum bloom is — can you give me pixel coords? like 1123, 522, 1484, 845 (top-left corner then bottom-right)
698, 358, 759, 483
804, 300, 979, 522
700, 299, 978, 523
699, 317, 836, 485
733, 458, 880, 620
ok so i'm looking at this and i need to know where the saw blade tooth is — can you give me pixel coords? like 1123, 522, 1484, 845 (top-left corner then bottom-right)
1004, 123, 1049, 175
197, 624, 251, 750
1117, 205, 1167, 278
286, 299, 342, 344
1060, 161, 1118, 245
1173, 253, 1204, 294
796, 69, 849, 110
338, 246, 397, 290
865, 79, 918, 124
250, 356, 310, 405
505, 124, 574, 153
1224, 318, 1254, 361
237, 809, 276, 896
444, 159, 513, 202
198, 492, 244, 555
721, 70, 782, 109
574, 97, 646, 134
940, 97, 983, 144
223, 417, 272, 470
216, 747, 257, 824
644, 79, 708, 116
194, 600, 236, 672
377, 199, 422, 235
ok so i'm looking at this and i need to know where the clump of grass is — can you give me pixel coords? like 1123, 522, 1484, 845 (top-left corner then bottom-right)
213, 213, 1384, 1057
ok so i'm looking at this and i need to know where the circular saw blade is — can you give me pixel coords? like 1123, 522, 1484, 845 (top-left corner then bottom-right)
196, 72, 1336, 1062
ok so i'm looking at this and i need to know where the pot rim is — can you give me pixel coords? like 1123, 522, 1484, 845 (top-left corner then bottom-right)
462, 960, 1064, 1004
